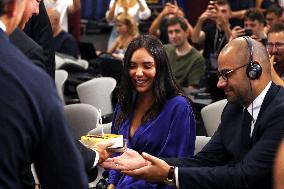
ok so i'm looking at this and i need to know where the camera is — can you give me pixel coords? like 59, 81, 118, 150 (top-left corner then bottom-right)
244, 29, 253, 36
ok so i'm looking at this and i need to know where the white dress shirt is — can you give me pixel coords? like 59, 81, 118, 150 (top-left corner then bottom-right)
0, 20, 7, 32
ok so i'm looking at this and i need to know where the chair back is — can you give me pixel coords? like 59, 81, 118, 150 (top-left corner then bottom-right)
76, 77, 116, 116
64, 103, 99, 139
201, 99, 227, 136
194, 136, 211, 155
55, 70, 68, 103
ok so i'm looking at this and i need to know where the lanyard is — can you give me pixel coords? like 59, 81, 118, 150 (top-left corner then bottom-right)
213, 27, 225, 54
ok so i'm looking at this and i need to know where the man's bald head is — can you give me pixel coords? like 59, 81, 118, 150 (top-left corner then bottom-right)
217, 37, 272, 105
220, 37, 271, 76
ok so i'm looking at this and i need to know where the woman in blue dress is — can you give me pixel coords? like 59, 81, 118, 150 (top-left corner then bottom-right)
107, 34, 196, 189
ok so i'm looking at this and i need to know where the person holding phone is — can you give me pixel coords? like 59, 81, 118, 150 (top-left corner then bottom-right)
191, 0, 232, 101
192, 0, 232, 69
231, 8, 267, 45
148, 0, 192, 44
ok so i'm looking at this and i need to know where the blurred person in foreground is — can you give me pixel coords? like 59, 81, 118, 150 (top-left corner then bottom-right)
23, 1, 55, 78
106, 34, 196, 189
0, 0, 111, 188
103, 37, 284, 189
274, 138, 284, 189
9, 0, 48, 74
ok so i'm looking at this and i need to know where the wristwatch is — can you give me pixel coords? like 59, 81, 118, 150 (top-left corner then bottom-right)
164, 166, 176, 185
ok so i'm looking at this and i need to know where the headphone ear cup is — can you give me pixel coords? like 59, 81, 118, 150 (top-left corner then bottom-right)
246, 62, 262, 80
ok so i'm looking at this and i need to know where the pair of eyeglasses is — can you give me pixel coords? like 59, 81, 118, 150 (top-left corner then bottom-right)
217, 64, 248, 81
266, 42, 284, 50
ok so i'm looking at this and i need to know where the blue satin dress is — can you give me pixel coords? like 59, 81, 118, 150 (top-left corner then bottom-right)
108, 95, 196, 189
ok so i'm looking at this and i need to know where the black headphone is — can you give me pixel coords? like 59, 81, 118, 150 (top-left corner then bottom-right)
243, 36, 262, 80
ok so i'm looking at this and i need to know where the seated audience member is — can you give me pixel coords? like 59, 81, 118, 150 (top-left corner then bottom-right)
103, 37, 284, 189
0, 0, 89, 188
164, 16, 205, 90
274, 139, 284, 189
107, 12, 139, 60
265, 4, 282, 32
105, 0, 151, 49
148, 0, 192, 44
23, 1, 55, 78
10, 0, 47, 74
231, 8, 267, 44
47, 8, 79, 58
107, 35, 196, 189
267, 23, 284, 86
192, 0, 231, 70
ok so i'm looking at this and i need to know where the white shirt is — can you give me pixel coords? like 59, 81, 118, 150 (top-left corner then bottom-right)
44, 0, 73, 31
247, 81, 271, 136
0, 20, 6, 32
175, 81, 272, 188
106, 0, 151, 23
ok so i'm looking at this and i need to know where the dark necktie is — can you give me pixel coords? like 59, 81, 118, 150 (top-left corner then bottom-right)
242, 109, 252, 154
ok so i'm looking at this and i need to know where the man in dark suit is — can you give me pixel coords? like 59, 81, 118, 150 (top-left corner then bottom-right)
24, 0, 55, 78
0, 0, 112, 188
9, 0, 53, 78
10, 28, 48, 73
102, 37, 284, 189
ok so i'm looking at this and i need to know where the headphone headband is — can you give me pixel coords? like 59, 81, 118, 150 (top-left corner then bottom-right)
242, 36, 262, 80
244, 36, 253, 64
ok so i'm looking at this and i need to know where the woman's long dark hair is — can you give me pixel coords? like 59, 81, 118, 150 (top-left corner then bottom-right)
115, 34, 191, 127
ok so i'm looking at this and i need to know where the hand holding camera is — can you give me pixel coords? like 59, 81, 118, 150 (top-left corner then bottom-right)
162, 0, 179, 17
207, 1, 218, 21
230, 26, 253, 40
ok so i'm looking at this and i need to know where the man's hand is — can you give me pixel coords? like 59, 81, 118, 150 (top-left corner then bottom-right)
95, 141, 114, 164
161, 3, 179, 17
121, 152, 171, 183
102, 149, 147, 170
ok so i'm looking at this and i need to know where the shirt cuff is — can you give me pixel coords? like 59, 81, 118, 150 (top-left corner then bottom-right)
175, 167, 179, 189
92, 149, 99, 168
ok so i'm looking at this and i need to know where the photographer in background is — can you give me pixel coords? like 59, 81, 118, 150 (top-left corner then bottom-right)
148, 0, 192, 44
192, 0, 231, 70
231, 8, 267, 45
192, 0, 232, 101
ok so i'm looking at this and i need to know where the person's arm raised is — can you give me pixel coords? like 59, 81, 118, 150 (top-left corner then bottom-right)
68, 0, 81, 13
